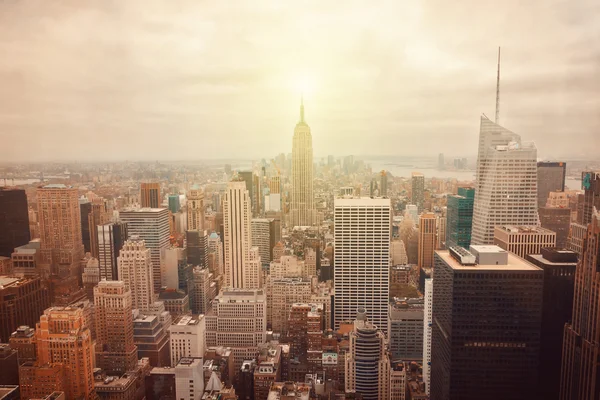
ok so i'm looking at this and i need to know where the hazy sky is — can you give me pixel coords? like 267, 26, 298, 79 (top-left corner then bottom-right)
1, 0, 598, 162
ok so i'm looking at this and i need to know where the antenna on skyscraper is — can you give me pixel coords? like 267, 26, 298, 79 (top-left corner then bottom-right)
495, 46, 501, 124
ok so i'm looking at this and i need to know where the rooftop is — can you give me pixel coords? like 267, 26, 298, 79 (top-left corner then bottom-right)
0, 276, 22, 289
437, 249, 540, 271
121, 207, 167, 213
173, 314, 202, 326
334, 197, 391, 206
41, 184, 69, 189
496, 225, 556, 234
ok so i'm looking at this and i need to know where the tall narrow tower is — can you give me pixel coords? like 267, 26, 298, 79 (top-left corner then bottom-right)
471, 52, 538, 245
290, 98, 318, 227
187, 188, 205, 231
223, 180, 261, 288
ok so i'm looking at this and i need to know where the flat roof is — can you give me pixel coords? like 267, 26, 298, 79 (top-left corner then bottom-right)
437, 250, 541, 271
121, 207, 167, 213
0, 277, 20, 288
334, 197, 391, 206
528, 254, 577, 266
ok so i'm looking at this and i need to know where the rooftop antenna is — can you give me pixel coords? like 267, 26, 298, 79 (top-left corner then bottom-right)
495, 46, 501, 124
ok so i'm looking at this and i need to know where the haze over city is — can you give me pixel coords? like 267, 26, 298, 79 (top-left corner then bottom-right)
1, 0, 599, 162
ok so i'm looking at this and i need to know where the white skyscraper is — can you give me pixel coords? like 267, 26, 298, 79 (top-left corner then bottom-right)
223, 180, 261, 288
289, 98, 318, 227
422, 278, 433, 396
334, 197, 391, 331
119, 208, 170, 291
471, 116, 539, 244
117, 238, 155, 311
169, 314, 206, 367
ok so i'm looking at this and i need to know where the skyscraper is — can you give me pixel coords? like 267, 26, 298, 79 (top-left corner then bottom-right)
431, 246, 543, 400
471, 116, 539, 245
526, 248, 577, 400
422, 278, 433, 397
251, 218, 278, 266
97, 221, 128, 281
34, 306, 96, 400
0, 188, 30, 257
168, 195, 180, 214
117, 238, 155, 311
88, 198, 110, 258
290, 98, 318, 227
418, 213, 436, 270
578, 171, 600, 225
120, 208, 170, 292
186, 188, 204, 231
380, 170, 388, 196
493, 225, 556, 258
560, 211, 600, 400
446, 187, 475, 249
334, 198, 391, 331
344, 309, 390, 400
168, 315, 206, 367
141, 182, 161, 208
223, 180, 261, 289
37, 184, 85, 304
411, 172, 425, 212
537, 162, 566, 208
0, 276, 49, 343
94, 280, 138, 375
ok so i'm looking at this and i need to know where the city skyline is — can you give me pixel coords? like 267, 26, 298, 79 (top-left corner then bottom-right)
1, 1, 598, 163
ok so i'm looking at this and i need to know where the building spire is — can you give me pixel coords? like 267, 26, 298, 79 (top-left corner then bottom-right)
300, 94, 305, 123
495, 46, 501, 124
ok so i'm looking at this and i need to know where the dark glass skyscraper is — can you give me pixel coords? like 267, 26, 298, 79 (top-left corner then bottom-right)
526, 248, 577, 400
0, 188, 30, 257
431, 246, 543, 400
445, 187, 474, 249
79, 199, 92, 253
537, 161, 566, 208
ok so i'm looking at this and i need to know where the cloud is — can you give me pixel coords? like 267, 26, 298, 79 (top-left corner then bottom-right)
0, 0, 598, 162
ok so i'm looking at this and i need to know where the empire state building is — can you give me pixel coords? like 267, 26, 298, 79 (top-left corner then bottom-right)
289, 98, 318, 227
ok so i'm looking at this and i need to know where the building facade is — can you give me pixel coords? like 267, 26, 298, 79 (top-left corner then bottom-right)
418, 213, 436, 270
168, 315, 206, 367
537, 161, 566, 208
431, 246, 543, 400
117, 239, 155, 311
493, 225, 556, 258
97, 222, 128, 281
187, 189, 205, 232
140, 183, 161, 209
411, 173, 425, 213
0, 188, 30, 258
334, 198, 391, 331
471, 116, 539, 245
120, 208, 170, 292
446, 187, 474, 249
289, 99, 318, 227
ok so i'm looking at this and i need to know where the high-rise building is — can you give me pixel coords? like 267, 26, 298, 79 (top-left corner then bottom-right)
578, 171, 600, 225
411, 173, 425, 213
418, 213, 436, 270
0, 344, 19, 385
431, 246, 543, 400
380, 171, 388, 196
539, 206, 571, 248
537, 161, 566, 208
0, 276, 49, 342
168, 195, 180, 214
238, 171, 255, 216
223, 181, 261, 289
81, 257, 100, 301
186, 229, 208, 268
493, 225, 556, 258
207, 232, 224, 278
38, 185, 84, 253
436, 214, 446, 250
289, 98, 318, 227
251, 218, 278, 266
422, 278, 432, 397
526, 248, 577, 400
141, 183, 161, 209
560, 212, 600, 400
133, 314, 170, 367
80, 200, 92, 253
187, 189, 205, 231
94, 280, 138, 375
268, 276, 312, 333
97, 221, 128, 281
120, 208, 170, 292
438, 153, 445, 170
9, 325, 37, 364
471, 116, 539, 245
174, 357, 205, 400
388, 299, 424, 361
168, 314, 206, 367
0, 188, 30, 257
34, 306, 96, 400
88, 198, 110, 258
162, 247, 186, 290
117, 239, 155, 311
205, 288, 267, 370
334, 198, 391, 331
344, 309, 390, 400
189, 266, 215, 316
446, 187, 474, 249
